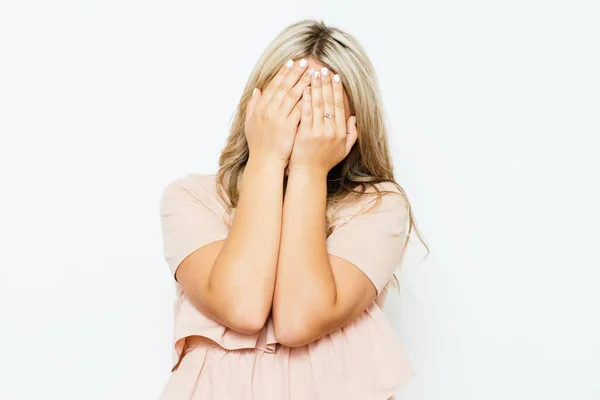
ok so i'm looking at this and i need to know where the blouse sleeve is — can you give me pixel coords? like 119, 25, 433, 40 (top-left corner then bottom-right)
326, 182, 409, 295
159, 176, 229, 281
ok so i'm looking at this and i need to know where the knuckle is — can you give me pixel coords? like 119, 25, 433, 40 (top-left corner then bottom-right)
276, 83, 289, 93
314, 98, 324, 108
286, 89, 299, 102
324, 99, 336, 108
298, 136, 312, 145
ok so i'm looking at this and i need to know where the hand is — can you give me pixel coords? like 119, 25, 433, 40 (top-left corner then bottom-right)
288, 67, 358, 174
244, 59, 314, 167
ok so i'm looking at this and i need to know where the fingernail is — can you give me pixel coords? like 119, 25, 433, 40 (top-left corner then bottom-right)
285, 59, 294, 68
252, 88, 257, 96
306, 67, 315, 77
321, 67, 329, 76
299, 58, 307, 67
352, 116, 357, 125
313, 70, 320, 79
333, 74, 340, 83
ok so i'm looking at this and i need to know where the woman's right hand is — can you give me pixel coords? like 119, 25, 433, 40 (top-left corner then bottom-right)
244, 58, 314, 167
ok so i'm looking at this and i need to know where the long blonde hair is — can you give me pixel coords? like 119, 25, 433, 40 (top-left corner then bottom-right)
216, 19, 430, 289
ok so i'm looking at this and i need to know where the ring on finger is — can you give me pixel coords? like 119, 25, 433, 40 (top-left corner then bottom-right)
324, 112, 334, 119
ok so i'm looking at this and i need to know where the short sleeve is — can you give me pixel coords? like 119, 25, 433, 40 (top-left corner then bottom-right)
326, 183, 409, 295
159, 175, 230, 281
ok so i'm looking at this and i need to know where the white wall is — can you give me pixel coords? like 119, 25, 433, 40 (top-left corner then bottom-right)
1, 1, 598, 399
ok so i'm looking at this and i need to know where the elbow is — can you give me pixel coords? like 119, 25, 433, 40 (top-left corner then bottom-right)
186, 282, 270, 334
273, 314, 319, 348
272, 297, 336, 347
230, 318, 266, 336
223, 299, 272, 335
226, 306, 269, 335
203, 283, 272, 335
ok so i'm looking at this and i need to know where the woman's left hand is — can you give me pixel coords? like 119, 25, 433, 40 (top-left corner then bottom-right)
287, 67, 358, 174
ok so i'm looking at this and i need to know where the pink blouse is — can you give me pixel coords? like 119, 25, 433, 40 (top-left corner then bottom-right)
158, 173, 414, 399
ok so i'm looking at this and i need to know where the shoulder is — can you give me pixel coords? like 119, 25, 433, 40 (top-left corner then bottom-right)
161, 172, 216, 195
160, 172, 227, 215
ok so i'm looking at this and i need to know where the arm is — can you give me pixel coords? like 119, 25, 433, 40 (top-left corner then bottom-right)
171, 159, 285, 334
161, 59, 312, 334
272, 66, 406, 347
273, 168, 380, 346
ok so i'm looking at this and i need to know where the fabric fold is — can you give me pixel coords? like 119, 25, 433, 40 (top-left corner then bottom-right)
307, 301, 415, 399
164, 297, 414, 399
171, 295, 278, 372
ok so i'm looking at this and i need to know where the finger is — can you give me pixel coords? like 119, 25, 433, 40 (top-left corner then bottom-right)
311, 69, 323, 129
332, 74, 346, 131
300, 86, 312, 129
345, 115, 359, 156
289, 89, 304, 125
270, 58, 309, 110
245, 87, 261, 125
320, 67, 336, 126
282, 65, 314, 117
261, 59, 295, 105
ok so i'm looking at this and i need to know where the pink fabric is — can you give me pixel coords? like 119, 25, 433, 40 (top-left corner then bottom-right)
158, 173, 415, 399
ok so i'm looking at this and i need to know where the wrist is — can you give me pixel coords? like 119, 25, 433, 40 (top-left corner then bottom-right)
287, 164, 329, 179
247, 154, 288, 173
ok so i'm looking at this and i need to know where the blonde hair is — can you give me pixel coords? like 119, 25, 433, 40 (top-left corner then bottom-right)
216, 19, 430, 290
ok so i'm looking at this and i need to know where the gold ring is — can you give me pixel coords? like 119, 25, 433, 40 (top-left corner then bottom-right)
324, 113, 334, 119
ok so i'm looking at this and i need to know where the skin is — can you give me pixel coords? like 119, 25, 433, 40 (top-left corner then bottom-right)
175, 57, 378, 346
282, 58, 352, 176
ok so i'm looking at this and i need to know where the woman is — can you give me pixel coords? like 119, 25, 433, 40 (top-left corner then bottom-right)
158, 19, 428, 400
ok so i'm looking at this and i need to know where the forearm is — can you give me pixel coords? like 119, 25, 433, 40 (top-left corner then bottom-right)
206, 156, 285, 331
273, 168, 338, 341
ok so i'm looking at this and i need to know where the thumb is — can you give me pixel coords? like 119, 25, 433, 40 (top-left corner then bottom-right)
245, 87, 261, 123
345, 116, 358, 155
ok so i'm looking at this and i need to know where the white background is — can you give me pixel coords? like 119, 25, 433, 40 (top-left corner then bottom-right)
1, 1, 599, 399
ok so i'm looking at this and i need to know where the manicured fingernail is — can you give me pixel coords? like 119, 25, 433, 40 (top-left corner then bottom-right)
285, 59, 294, 68
353, 116, 357, 125
333, 74, 340, 83
313, 70, 320, 79
321, 67, 329, 76
252, 88, 257, 96
299, 58, 307, 67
